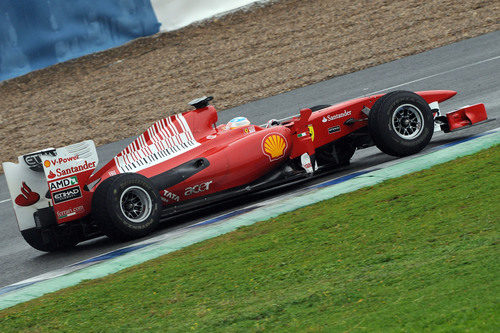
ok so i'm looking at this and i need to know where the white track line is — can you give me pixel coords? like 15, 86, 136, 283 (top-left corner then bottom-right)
367, 55, 500, 95
0, 199, 11, 204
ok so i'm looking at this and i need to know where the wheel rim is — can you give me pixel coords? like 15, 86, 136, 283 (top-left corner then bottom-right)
119, 186, 152, 223
391, 104, 424, 140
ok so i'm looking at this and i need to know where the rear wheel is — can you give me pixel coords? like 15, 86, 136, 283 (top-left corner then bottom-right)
92, 173, 161, 240
368, 91, 434, 157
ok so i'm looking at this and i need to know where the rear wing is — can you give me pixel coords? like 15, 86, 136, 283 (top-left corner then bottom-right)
2, 140, 98, 231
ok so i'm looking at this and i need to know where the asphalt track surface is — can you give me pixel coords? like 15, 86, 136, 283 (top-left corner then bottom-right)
0, 31, 498, 288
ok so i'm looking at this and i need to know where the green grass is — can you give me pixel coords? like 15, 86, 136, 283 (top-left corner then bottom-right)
1, 146, 499, 332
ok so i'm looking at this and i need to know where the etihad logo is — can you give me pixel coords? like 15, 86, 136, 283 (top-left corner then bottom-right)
262, 133, 287, 161
52, 186, 82, 204
322, 110, 352, 122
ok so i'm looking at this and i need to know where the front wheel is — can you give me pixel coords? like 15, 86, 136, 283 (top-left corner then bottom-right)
92, 173, 161, 240
368, 90, 434, 157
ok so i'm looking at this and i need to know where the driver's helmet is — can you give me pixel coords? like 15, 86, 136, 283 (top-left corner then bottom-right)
226, 117, 250, 130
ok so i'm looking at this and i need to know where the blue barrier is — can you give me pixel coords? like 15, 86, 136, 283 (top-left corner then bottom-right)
0, 0, 160, 81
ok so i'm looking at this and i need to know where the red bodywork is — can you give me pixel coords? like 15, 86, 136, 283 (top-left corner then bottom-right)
445, 103, 488, 131
50, 89, 488, 223
5, 88, 493, 254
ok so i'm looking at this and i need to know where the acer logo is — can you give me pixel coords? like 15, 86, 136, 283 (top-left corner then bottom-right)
185, 181, 213, 196
322, 110, 352, 122
49, 176, 78, 191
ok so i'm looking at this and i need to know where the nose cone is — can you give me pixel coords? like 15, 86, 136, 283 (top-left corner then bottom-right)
416, 90, 458, 103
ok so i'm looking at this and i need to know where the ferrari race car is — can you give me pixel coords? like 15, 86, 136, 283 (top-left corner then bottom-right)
3, 90, 491, 251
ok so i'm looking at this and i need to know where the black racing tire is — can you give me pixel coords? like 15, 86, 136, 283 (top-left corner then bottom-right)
92, 173, 161, 241
368, 90, 434, 157
21, 227, 79, 252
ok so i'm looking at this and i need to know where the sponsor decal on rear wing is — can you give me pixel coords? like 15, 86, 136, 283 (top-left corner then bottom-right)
2, 140, 98, 231
42, 140, 98, 223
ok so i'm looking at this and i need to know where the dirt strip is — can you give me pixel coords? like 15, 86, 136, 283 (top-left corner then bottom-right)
0, 0, 498, 171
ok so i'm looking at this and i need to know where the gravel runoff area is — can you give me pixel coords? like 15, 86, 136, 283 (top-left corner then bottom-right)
0, 0, 498, 172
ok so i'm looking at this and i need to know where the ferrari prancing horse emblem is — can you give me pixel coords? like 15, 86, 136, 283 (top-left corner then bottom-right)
308, 125, 315, 141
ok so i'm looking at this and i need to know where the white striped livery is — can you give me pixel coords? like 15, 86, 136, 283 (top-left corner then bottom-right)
114, 114, 200, 173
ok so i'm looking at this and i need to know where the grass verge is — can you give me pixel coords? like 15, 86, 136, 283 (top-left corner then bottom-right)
1, 146, 499, 331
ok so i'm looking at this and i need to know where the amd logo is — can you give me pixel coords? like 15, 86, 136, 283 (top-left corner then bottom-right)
184, 181, 213, 196
49, 176, 78, 191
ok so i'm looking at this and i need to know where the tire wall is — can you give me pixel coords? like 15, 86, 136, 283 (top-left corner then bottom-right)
150, 0, 262, 32
0, 0, 262, 82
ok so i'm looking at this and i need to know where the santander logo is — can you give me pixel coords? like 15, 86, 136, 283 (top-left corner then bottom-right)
322, 110, 352, 122
15, 182, 40, 207
54, 161, 96, 177
43, 155, 96, 179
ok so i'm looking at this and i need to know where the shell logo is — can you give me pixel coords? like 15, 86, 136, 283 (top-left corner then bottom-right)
262, 133, 288, 161
43, 160, 51, 168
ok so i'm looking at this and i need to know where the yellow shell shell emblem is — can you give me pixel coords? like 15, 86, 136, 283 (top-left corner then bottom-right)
262, 134, 287, 161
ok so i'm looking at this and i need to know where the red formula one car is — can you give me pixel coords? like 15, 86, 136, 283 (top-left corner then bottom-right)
3, 90, 490, 251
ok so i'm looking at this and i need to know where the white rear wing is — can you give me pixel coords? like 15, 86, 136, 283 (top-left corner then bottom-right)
2, 140, 98, 231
